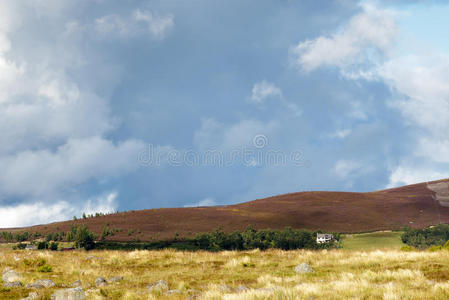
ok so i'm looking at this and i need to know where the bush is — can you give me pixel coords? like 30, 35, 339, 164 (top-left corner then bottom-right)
49, 242, 58, 251
429, 245, 442, 252
400, 245, 415, 252
401, 224, 449, 249
37, 241, 48, 250
15, 243, 27, 250
73, 225, 95, 250
37, 264, 52, 272
193, 226, 326, 251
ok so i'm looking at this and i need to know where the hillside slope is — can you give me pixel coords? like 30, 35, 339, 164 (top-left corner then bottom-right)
3, 179, 449, 241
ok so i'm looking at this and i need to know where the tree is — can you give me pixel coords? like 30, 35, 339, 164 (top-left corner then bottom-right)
74, 225, 95, 250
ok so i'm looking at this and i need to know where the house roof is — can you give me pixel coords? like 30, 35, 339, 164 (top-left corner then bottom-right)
317, 233, 334, 238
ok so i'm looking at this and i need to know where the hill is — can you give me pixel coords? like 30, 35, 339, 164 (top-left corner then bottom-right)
3, 179, 449, 241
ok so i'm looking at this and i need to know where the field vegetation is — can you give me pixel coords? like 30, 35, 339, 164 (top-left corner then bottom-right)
341, 231, 404, 251
3, 246, 449, 299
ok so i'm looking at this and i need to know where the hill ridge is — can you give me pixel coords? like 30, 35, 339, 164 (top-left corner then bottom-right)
2, 179, 449, 241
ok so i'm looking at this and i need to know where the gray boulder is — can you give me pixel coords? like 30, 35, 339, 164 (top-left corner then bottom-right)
71, 280, 82, 288
26, 283, 44, 289
95, 277, 107, 287
109, 276, 123, 283
27, 279, 55, 289
218, 284, 232, 292
236, 285, 249, 292
147, 280, 169, 291
2, 270, 20, 283
295, 263, 314, 273
3, 281, 22, 288
51, 287, 85, 300
165, 289, 182, 295
21, 292, 39, 300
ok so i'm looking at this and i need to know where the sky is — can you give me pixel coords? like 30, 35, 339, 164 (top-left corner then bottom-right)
1, 0, 449, 227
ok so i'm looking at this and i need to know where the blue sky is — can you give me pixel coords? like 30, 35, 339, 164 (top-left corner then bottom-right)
1, 0, 449, 227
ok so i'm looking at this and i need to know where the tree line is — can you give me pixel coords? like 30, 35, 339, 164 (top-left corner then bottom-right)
4, 225, 340, 251
401, 224, 449, 249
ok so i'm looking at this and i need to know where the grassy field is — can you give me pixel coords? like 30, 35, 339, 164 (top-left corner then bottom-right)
2, 246, 449, 299
341, 231, 404, 251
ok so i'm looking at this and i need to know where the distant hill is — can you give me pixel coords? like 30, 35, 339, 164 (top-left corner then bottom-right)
3, 179, 449, 241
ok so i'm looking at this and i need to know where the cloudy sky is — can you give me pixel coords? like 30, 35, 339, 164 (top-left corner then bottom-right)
1, 0, 449, 227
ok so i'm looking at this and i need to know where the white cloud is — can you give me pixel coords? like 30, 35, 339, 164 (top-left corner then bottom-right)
331, 129, 351, 139
95, 10, 174, 39
0, 192, 118, 228
250, 80, 282, 104
387, 166, 449, 188
291, 3, 397, 72
379, 55, 449, 136
0, 2, 173, 224
293, 2, 449, 187
184, 197, 217, 207
194, 118, 278, 151
133, 10, 174, 39
0, 137, 143, 198
332, 159, 361, 178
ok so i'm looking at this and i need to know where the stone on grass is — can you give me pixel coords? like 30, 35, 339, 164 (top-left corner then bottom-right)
95, 277, 107, 287
147, 280, 169, 291
236, 285, 249, 292
108, 276, 123, 283
71, 280, 82, 288
26, 283, 44, 289
2, 270, 20, 283
84, 256, 102, 261
27, 279, 55, 289
295, 263, 314, 273
21, 292, 39, 300
165, 289, 182, 295
51, 287, 85, 300
218, 284, 232, 292
3, 281, 22, 288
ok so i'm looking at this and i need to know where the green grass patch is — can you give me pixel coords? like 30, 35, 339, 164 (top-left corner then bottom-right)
341, 231, 404, 251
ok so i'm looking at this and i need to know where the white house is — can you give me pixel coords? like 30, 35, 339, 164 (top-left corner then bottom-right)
316, 233, 334, 244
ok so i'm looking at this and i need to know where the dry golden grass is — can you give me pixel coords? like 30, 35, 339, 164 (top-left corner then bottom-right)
1, 248, 449, 299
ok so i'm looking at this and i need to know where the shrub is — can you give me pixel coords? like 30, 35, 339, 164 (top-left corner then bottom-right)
401, 224, 449, 249
49, 242, 59, 251
15, 243, 27, 250
429, 245, 442, 252
37, 241, 48, 250
37, 264, 52, 272
400, 245, 414, 251
73, 225, 95, 250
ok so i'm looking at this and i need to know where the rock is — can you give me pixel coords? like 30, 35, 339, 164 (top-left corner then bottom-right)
165, 289, 182, 295
255, 287, 276, 293
236, 285, 249, 292
84, 256, 102, 261
26, 283, 44, 289
147, 280, 169, 291
21, 292, 39, 300
2, 267, 11, 274
2, 270, 20, 283
218, 284, 232, 292
71, 280, 82, 288
295, 263, 314, 273
95, 277, 107, 287
26, 279, 55, 289
51, 287, 85, 300
108, 276, 123, 283
3, 281, 22, 288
